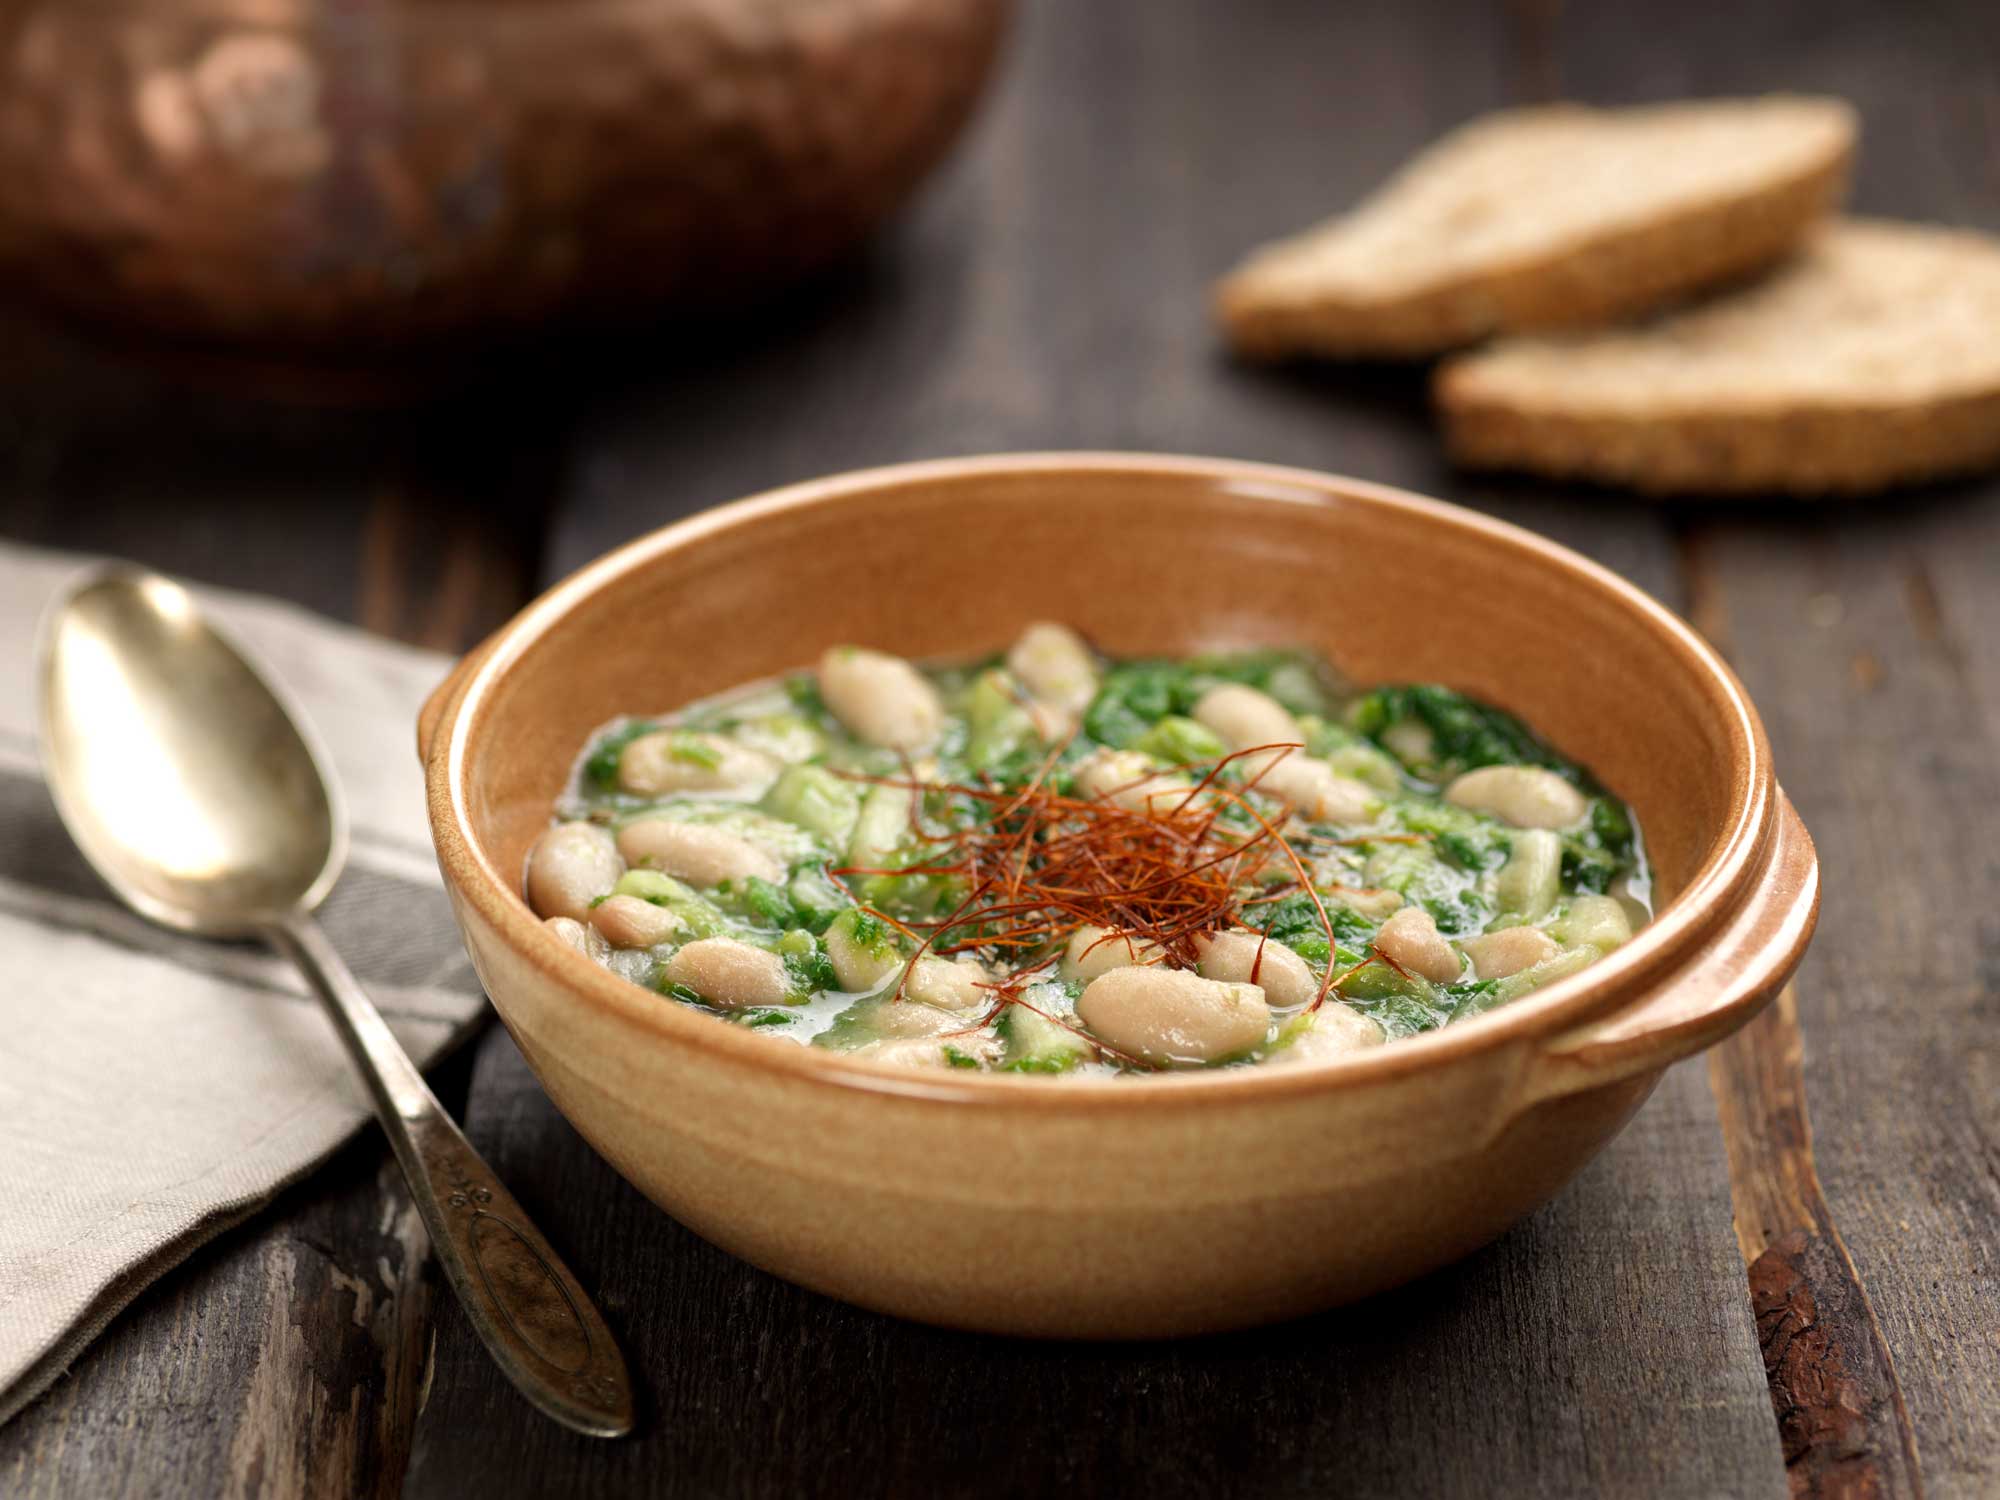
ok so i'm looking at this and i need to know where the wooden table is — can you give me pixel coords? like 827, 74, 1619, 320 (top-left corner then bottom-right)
2, 1, 1994, 1494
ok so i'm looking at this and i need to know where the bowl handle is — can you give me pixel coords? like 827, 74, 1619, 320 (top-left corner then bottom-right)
1522, 788, 1819, 1103
416, 633, 501, 765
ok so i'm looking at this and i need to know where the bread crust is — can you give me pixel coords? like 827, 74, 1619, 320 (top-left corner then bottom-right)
1215, 99, 1855, 359
1433, 219, 2000, 496
1436, 384, 2000, 496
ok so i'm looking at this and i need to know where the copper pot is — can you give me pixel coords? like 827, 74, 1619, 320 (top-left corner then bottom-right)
0, 0, 1009, 360
417, 454, 1820, 1337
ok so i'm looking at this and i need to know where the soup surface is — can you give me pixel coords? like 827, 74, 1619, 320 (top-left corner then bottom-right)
526, 626, 1650, 1075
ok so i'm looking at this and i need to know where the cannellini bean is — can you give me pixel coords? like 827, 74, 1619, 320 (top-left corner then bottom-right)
1076, 967, 1270, 1067
1554, 894, 1634, 953
851, 1031, 1002, 1070
1006, 622, 1098, 720
818, 646, 944, 750
861, 998, 967, 1039
1061, 924, 1162, 982
526, 822, 625, 921
616, 818, 784, 887
1608, 871, 1653, 933
1381, 720, 1436, 767
1446, 766, 1590, 829
1332, 885, 1405, 921
543, 915, 612, 964
1495, 829, 1562, 921
618, 731, 778, 798
1192, 683, 1301, 752
1264, 1003, 1385, 1066
589, 893, 683, 949
1259, 754, 1376, 824
659, 937, 790, 1008
1196, 930, 1319, 1009
1075, 749, 1191, 816
1373, 905, 1463, 984
1459, 925, 1560, 980
903, 955, 991, 1011
824, 913, 904, 992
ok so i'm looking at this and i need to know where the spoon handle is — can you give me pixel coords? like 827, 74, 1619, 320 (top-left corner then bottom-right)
270, 914, 634, 1439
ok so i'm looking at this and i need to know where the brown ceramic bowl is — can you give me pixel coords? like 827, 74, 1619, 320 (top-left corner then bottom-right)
0, 0, 1009, 364
418, 454, 1817, 1338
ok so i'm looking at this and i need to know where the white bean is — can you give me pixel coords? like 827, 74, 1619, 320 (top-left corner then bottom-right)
903, 955, 991, 1012
1446, 766, 1590, 829
526, 822, 625, 921
543, 915, 612, 964
1333, 885, 1405, 921
1061, 924, 1163, 982
1076, 967, 1270, 1067
857, 998, 967, 1039
818, 646, 944, 750
850, 1031, 1001, 1070
1196, 929, 1319, 1009
1460, 925, 1559, 980
1192, 683, 1301, 752
1374, 905, 1463, 984
618, 731, 778, 798
1259, 754, 1376, 824
1495, 829, 1563, 921
1074, 748, 1191, 816
617, 818, 783, 887
1553, 894, 1634, 953
588, 894, 683, 949
824, 912, 904, 992
659, 937, 790, 1009
1264, 1003, 1385, 1066
1382, 720, 1436, 767
1006, 623, 1099, 721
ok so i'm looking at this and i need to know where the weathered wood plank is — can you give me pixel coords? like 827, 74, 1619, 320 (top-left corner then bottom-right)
1689, 494, 2000, 1500
409, 2, 1782, 1496
1649, 1, 2000, 1489
408, 1030, 1780, 1500
1711, 990, 1926, 1500
0, 1127, 444, 1500
0, 317, 551, 1497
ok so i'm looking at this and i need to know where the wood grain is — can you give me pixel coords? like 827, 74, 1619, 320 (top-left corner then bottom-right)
0, 1134, 446, 1500
407, 1032, 1781, 1500
0, 316, 548, 1498
1684, 491, 2000, 1500
1711, 990, 1925, 1500
409, 2, 1784, 1496
3, 0, 1997, 1493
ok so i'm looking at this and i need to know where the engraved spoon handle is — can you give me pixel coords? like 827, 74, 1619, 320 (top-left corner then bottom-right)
269, 913, 633, 1438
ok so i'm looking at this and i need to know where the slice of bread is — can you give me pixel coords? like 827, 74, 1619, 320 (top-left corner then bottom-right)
1215, 96, 1855, 359
1434, 219, 2000, 496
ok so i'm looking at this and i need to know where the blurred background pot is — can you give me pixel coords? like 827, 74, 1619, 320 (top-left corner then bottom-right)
0, 0, 1010, 370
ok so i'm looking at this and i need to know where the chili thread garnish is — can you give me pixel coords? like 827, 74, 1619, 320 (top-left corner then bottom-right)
824, 742, 1346, 1014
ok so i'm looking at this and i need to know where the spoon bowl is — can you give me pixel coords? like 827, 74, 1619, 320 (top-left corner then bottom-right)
38, 567, 343, 936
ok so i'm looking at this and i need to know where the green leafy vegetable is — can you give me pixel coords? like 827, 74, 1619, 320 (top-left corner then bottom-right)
1351, 685, 1567, 782
584, 720, 656, 789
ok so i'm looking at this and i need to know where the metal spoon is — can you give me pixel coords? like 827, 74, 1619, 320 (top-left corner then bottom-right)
36, 564, 633, 1439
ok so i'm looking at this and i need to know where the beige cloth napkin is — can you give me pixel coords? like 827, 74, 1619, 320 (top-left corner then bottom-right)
0, 544, 486, 1426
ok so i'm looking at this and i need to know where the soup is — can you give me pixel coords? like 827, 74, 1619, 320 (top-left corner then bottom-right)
525, 625, 1650, 1075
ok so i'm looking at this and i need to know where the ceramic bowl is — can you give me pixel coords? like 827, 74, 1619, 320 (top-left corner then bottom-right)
0, 0, 1009, 365
418, 454, 1817, 1338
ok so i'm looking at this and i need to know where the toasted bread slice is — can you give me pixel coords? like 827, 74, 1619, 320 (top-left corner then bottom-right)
1215, 96, 1855, 359
1434, 218, 2000, 496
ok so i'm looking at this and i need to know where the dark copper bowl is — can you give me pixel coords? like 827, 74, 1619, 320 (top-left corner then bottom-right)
0, 0, 1009, 362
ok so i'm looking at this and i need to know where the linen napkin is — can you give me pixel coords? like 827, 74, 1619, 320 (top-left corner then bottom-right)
0, 543, 486, 1426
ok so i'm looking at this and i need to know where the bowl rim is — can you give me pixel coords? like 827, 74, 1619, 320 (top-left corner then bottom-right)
426, 451, 1774, 1109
